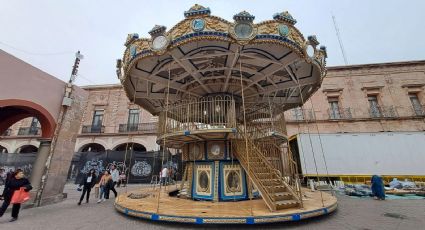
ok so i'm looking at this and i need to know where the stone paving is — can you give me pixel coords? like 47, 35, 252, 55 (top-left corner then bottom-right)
0, 183, 424, 229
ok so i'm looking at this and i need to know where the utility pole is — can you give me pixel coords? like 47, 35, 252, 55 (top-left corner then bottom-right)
34, 51, 83, 206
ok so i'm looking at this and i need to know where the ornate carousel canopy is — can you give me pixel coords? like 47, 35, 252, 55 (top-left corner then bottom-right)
117, 4, 327, 116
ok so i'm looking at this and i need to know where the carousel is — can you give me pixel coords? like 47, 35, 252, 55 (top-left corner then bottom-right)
115, 4, 337, 225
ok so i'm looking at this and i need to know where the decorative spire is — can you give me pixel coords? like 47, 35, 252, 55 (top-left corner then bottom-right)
308, 35, 319, 46
233, 11, 255, 22
273, 11, 297, 25
184, 4, 211, 18
149, 25, 167, 36
320, 46, 328, 58
124, 33, 139, 46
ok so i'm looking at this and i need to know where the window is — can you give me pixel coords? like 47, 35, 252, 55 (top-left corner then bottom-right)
91, 110, 104, 131
368, 95, 381, 117
127, 109, 139, 131
409, 93, 423, 116
293, 107, 304, 120
29, 117, 39, 135
328, 97, 340, 119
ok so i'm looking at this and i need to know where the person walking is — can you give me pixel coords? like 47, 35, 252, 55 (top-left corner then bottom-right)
160, 167, 169, 186
78, 169, 97, 205
109, 165, 119, 197
97, 170, 110, 203
0, 169, 32, 222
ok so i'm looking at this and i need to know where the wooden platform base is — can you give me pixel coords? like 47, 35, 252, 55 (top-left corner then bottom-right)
114, 186, 337, 225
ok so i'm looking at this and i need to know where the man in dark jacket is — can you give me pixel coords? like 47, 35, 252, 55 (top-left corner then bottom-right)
78, 169, 97, 205
0, 169, 32, 222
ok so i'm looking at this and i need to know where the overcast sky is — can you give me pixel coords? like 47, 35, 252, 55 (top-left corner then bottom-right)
1, 0, 424, 86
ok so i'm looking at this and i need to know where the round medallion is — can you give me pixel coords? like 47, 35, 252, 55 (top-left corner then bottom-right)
210, 144, 221, 156
191, 18, 205, 32
278, 24, 289, 37
306, 45, 315, 57
234, 23, 253, 39
152, 35, 168, 50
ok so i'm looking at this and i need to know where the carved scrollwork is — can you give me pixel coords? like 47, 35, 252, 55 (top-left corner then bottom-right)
205, 17, 229, 32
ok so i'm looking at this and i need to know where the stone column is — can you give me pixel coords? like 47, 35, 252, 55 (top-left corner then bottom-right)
30, 139, 52, 190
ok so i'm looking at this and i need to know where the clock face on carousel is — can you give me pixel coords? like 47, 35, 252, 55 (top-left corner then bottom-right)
210, 144, 221, 156
152, 35, 168, 50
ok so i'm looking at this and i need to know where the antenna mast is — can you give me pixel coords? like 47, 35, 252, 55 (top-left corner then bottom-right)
332, 15, 348, 65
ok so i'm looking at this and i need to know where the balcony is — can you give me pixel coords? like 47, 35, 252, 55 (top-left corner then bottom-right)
411, 105, 425, 117
158, 96, 237, 137
290, 108, 315, 121
81, 125, 105, 134
327, 108, 353, 120
369, 106, 398, 118
118, 122, 158, 133
17, 127, 41, 136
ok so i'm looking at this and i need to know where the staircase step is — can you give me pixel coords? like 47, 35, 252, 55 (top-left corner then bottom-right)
265, 185, 287, 193
274, 192, 292, 197
273, 192, 293, 201
275, 200, 299, 209
261, 179, 280, 186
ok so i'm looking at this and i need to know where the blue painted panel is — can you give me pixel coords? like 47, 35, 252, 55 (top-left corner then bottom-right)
218, 161, 248, 201
192, 162, 215, 200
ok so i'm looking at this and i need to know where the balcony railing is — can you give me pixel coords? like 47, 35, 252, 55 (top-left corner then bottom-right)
1, 129, 12, 136
369, 106, 398, 118
81, 125, 105, 134
327, 108, 353, 120
17, 127, 40, 136
118, 122, 158, 133
158, 95, 237, 137
412, 105, 425, 117
291, 108, 315, 121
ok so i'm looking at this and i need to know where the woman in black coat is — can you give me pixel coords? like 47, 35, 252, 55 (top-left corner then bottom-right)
0, 169, 32, 222
78, 169, 97, 205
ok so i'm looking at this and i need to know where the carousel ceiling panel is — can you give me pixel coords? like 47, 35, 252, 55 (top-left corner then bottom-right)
118, 5, 327, 115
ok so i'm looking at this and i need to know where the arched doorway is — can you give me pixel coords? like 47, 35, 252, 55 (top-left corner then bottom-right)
16, 144, 39, 153
68, 143, 107, 182
0, 100, 56, 139
0, 145, 8, 153
113, 142, 147, 152
79, 143, 106, 152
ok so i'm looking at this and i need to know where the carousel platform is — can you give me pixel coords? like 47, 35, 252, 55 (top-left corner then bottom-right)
114, 186, 337, 225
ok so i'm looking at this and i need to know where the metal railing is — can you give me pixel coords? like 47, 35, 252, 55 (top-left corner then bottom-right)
158, 95, 237, 136
327, 107, 353, 120
412, 105, 425, 117
291, 108, 315, 121
118, 122, 158, 133
369, 105, 398, 118
17, 127, 40, 136
81, 125, 105, 134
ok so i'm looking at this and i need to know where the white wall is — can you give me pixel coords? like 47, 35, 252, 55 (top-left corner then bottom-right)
297, 132, 425, 176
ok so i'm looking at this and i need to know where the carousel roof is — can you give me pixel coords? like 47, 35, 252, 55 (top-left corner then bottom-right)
117, 5, 327, 115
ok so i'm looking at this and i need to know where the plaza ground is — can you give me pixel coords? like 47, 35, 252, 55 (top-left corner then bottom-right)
0, 183, 424, 230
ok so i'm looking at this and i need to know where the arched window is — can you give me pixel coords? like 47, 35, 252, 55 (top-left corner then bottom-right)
79, 143, 106, 152
113, 142, 146, 152
16, 145, 38, 153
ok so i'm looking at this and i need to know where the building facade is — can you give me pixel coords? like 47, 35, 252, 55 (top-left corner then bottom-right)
1, 60, 424, 178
